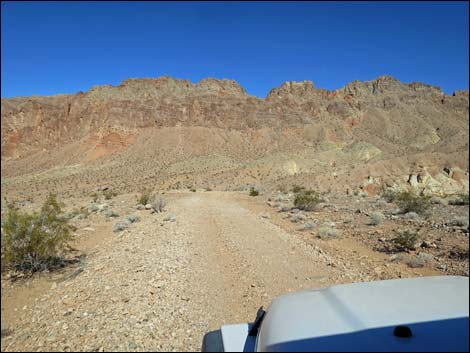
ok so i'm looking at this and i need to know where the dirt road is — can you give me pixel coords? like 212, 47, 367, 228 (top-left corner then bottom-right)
1, 192, 332, 352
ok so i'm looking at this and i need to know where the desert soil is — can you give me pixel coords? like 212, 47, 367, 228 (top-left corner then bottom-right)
1, 191, 468, 352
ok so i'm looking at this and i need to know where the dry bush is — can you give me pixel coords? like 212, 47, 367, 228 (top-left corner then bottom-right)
138, 188, 153, 205
151, 196, 167, 213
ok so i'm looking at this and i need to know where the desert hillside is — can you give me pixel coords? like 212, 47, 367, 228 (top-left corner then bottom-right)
1, 76, 469, 351
1, 75, 469, 200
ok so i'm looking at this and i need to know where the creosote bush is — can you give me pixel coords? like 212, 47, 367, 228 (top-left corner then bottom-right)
249, 187, 259, 196
294, 189, 321, 211
1, 193, 75, 273
393, 229, 420, 250
395, 191, 431, 215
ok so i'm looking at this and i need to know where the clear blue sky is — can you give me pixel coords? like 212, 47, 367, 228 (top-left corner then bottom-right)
1, 1, 469, 98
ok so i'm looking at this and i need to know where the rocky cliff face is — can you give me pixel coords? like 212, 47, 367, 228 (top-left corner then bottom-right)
1, 75, 468, 197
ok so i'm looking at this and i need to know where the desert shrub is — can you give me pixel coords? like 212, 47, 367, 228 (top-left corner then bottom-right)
380, 187, 398, 203
393, 229, 420, 250
317, 225, 339, 239
190, 188, 196, 192
104, 210, 119, 218
103, 189, 117, 200
274, 193, 288, 202
294, 190, 321, 211
138, 188, 153, 205
302, 222, 316, 231
447, 217, 469, 228
290, 213, 306, 223
292, 185, 305, 193
113, 219, 130, 233
1, 193, 75, 273
151, 196, 166, 213
249, 187, 259, 197
448, 194, 469, 206
90, 192, 99, 202
369, 212, 383, 226
125, 214, 140, 223
395, 191, 431, 215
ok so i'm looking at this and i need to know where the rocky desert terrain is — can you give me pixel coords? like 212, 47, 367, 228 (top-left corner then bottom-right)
1, 75, 469, 351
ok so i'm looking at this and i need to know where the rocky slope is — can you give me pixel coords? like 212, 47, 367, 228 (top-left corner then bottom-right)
1, 75, 468, 199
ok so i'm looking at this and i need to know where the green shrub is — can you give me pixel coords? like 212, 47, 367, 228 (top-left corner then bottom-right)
294, 190, 321, 211
138, 188, 153, 205
395, 191, 431, 215
393, 229, 420, 250
249, 187, 259, 197
1, 193, 75, 273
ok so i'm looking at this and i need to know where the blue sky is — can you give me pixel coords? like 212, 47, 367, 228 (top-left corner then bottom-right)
1, 1, 468, 98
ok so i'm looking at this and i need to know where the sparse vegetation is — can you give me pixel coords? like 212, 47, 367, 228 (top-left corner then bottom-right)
393, 229, 420, 250
369, 212, 383, 226
380, 186, 398, 203
448, 194, 469, 206
447, 217, 469, 228
294, 189, 321, 211
151, 196, 166, 213
1, 193, 75, 273
249, 187, 259, 196
103, 189, 117, 200
90, 192, 99, 202
301, 222, 316, 231
317, 225, 339, 239
291, 185, 305, 193
138, 188, 153, 205
395, 191, 431, 215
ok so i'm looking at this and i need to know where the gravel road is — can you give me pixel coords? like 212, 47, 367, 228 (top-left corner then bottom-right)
1, 192, 332, 352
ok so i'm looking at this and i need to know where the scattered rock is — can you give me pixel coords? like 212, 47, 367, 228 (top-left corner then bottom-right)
407, 252, 434, 268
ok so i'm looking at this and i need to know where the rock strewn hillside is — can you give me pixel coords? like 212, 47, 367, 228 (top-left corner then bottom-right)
1, 75, 468, 198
